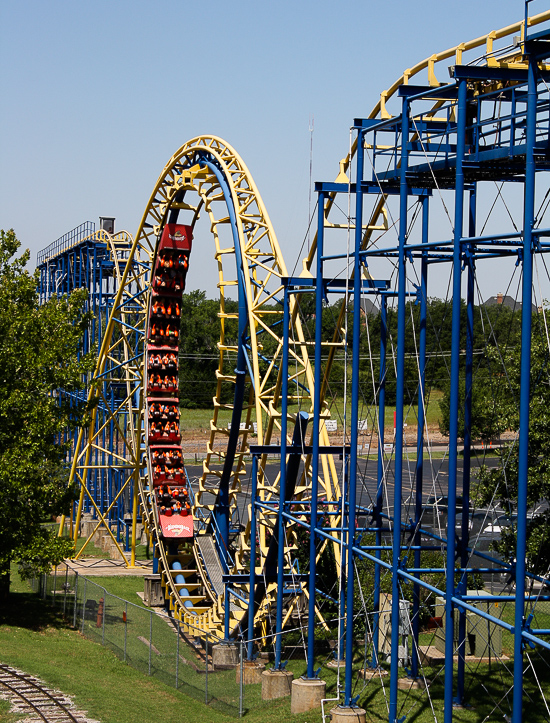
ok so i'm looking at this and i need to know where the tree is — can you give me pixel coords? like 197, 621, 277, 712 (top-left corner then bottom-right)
474, 324, 550, 575
435, 302, 550, 572
0, 230, 95, 598
438, 302, 522, 441
178, 290, 238, 408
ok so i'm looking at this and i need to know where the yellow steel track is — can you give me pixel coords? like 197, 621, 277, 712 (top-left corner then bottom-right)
65, 229, 148, 566
69, 137, 341, 639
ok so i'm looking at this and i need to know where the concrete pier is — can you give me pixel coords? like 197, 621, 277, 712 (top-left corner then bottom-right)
291, 677, 326, 714
261, 669, 294, 700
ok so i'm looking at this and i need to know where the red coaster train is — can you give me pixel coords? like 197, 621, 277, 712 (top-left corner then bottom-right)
146, 223, 194, 539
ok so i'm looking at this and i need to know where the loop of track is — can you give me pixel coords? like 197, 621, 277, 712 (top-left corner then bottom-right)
0, 664, 98, 723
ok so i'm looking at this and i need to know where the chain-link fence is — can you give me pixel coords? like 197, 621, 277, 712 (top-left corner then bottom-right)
30, 564, 246, 716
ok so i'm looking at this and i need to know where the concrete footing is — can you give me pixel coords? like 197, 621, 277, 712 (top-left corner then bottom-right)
291, 677, 326, 714
358, 667, 388, 680
236, 660, 265, 684
330, 705, 367, 723
397, 676, 430, 691
261, 669, 294, 700
326, 658, 346, 669
212, 643, 238, 670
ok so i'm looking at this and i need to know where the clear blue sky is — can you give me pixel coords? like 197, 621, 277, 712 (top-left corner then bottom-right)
0, 0, 544, 300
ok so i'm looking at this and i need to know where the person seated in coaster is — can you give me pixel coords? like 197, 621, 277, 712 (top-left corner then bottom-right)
161, 484, 173, 507
160, 253, 173, 269
152, 449, 166, 465
149, 402, 163, 419
168, 449, 182, 467
166, 405, 178, 422
152, 300, 165, 316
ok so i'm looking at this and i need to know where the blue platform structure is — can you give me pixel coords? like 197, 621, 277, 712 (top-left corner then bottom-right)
262, 21, 550, 723
37, 221, 143, 544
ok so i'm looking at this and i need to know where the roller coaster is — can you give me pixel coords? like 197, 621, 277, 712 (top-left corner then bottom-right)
39, 7, 550, 722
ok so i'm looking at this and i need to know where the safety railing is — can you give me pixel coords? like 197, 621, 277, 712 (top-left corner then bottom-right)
37, 221, 96, 266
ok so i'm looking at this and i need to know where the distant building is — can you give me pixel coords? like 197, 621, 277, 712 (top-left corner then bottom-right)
351, 297, 379, 316
484, 292, 537, 314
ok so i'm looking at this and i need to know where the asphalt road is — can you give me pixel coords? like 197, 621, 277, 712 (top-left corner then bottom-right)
185, 454, 502, 524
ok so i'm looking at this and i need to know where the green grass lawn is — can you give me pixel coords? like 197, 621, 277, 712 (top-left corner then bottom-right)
85, 575, 148, 608
0, 697, 17, 722
3, 566, 550, 722
178, 391, 444, 437
0, 567, 309, 723
74, 535, 110, 558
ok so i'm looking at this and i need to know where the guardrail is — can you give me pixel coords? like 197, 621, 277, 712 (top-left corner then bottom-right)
37, 222, 96, 266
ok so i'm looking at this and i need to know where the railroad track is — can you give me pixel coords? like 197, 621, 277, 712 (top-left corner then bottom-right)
0, 664, 100, 723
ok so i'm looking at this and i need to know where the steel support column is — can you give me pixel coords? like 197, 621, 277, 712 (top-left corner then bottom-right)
306, 192, 326, 678
371, 292, 388, 669
444, 76, 467, 720
456, 184, 477, 705
274, 283, 291, 669
247, 453, 259, 661
411, 194, 429, 681
343, 129, 365, 707
512, 47, 537, 723
389, 97, 410, 723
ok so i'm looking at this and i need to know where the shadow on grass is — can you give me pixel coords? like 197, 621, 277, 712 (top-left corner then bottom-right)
0, 590, 72, 632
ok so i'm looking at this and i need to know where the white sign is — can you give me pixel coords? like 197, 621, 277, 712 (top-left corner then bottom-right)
384, 443, 394, 453
228, 422, 253, 431
325, 420, 338, 432
358, 419, 368, 431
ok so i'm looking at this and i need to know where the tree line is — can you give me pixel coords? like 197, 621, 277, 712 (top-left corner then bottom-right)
177, 289, 525, 410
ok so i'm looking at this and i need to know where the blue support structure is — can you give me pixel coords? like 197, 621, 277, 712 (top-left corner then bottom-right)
371, 292, 388, 670
306, 192, 326, 679
512, 40, 538, 723
247, 453, 259, 661
411, 194, 429, 682
199, 156, 249, 574
343, 128, 365, 707
292, 27, 550, 722
456, 184, 476, 705
37, 222, 142, 536
444, 75, 467, 721
390, 92, 413, 720
274, 282, 291, 669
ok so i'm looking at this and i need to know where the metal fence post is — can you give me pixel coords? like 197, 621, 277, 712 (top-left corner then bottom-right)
63, 566, 68, 615
102, 592, 106, 645
53, 566, 57, 607
81, 578, 87, 633
124, 601, 128, 662
149, 610, 153, 676
176, 620, 180, 689
205, 633, 209, 705
73, 574, 78, 629
239, 639, 244, 718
